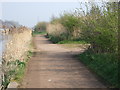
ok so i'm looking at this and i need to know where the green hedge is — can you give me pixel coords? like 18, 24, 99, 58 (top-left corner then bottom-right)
48, 2, 118, 53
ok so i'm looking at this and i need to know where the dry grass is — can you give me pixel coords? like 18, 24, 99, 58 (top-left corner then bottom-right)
2, 27, 32, 62
47, 23, 66, 36
1, 27, 32, 89
46, 23, 82, 41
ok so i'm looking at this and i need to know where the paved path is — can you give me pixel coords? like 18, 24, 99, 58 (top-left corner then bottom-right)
20, 35, 106, 88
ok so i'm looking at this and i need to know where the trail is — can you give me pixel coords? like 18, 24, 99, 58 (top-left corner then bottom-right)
20, 35, 106, 88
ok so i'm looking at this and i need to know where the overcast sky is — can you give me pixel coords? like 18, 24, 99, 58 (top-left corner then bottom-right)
1, 2, 81, 27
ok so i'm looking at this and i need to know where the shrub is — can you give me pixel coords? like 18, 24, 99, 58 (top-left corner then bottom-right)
34, 22, 48, 32
46, 23, 68, 43
47, 2, 118, 53
76, 2, 118, 53
60, 13, 80, 40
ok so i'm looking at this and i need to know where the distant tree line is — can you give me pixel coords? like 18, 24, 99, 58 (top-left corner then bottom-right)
34, 22, 48, 32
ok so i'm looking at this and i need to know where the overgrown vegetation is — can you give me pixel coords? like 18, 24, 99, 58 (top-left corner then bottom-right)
47, 2, 118, 53
46, 2, 119, 88
46, 23, 67, 43
2, 50, 33, 89
78, 50, 118, 87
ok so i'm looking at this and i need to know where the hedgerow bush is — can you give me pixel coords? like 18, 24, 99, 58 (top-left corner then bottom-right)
60, 13, 80, 40
34, 22, 48, 32
46, 23, 68, 43
78, 2, 118, 53
48, 2, 118, 53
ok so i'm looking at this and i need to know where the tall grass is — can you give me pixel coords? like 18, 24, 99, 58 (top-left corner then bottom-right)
3, 27, 32, 62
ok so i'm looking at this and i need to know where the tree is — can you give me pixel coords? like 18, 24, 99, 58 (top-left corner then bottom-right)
34, 22, 48, 32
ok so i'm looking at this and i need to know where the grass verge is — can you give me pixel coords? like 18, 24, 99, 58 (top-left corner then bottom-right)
77, 50, 118, 88
58, 40, 88, 44
32, 31, 46, 36
13, 50, 33, 82
46, 35, 88, 44
2, 50, 33, 89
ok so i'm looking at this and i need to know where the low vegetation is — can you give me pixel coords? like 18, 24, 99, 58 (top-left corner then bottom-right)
32, 31, 46, 36
78, 50, 118, 87
57, 40, 88, 44
2, 50, 33, 89
34, 22, 47, 34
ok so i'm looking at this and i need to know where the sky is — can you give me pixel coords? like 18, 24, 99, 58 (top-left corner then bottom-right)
1, 2, 81, 27
0, 0, 118, 28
